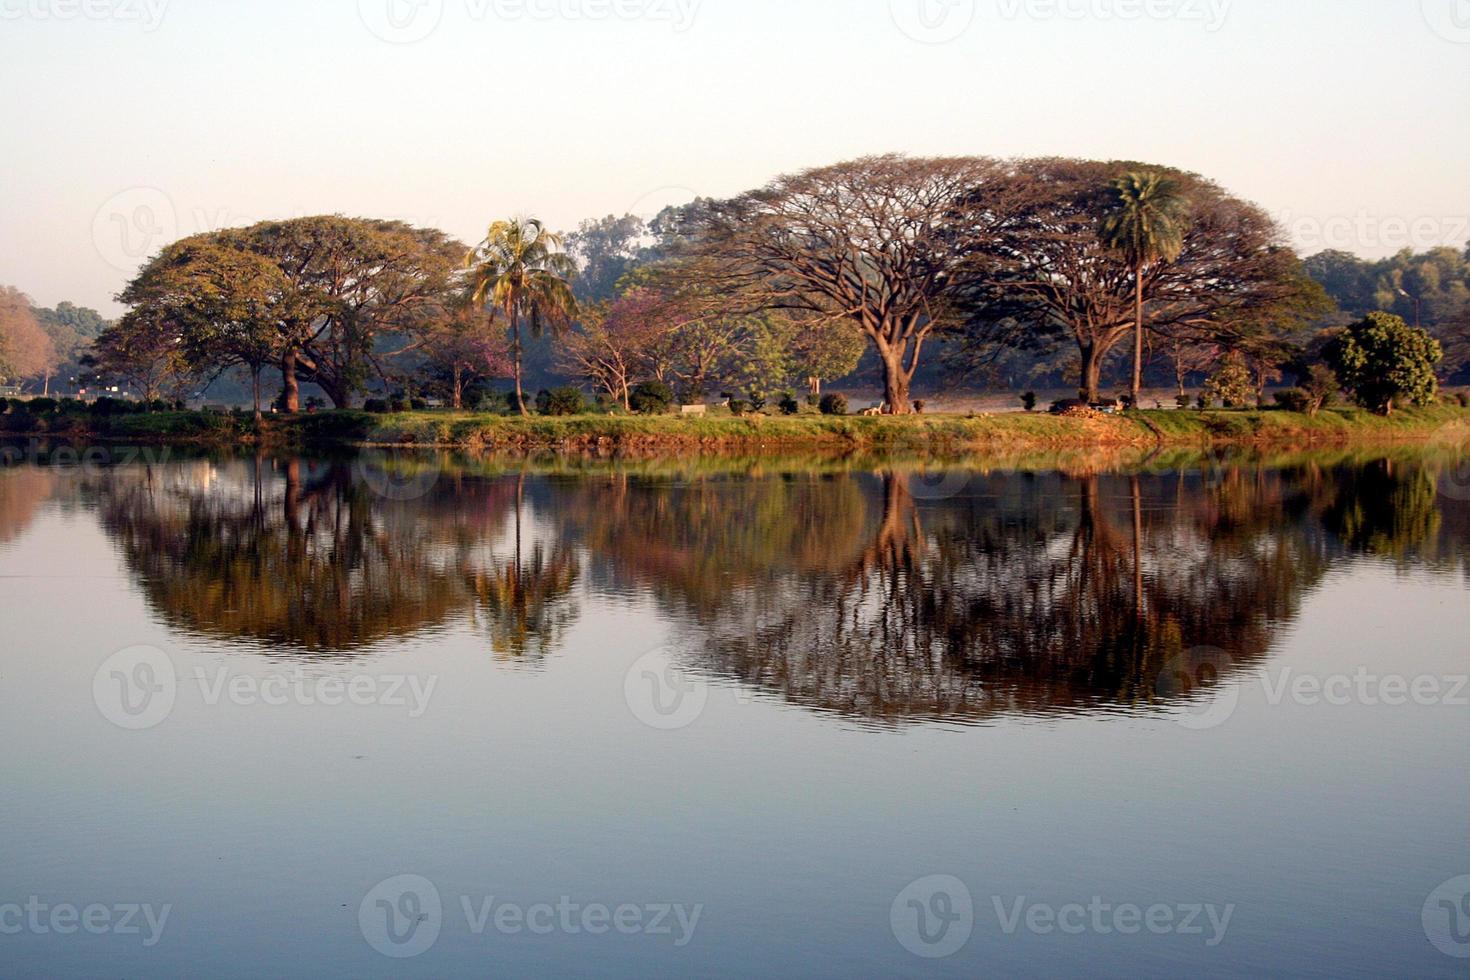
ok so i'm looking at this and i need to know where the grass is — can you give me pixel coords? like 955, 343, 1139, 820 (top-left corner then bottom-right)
4, 403, 1468, 455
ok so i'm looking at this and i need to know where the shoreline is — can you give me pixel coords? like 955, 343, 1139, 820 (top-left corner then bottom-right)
3, 405, 1469, 455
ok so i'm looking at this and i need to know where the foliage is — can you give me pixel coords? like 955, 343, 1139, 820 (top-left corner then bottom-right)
955, 158, 1313, 402
819, 393, 849, 416
1021, 391, 1038, 412
536, 386, 586, 417
1325, 312, 1443, 415
0, 285, 59, 386
685, 155, 996, 413
1274, 389, 1310, 412
83, 309, 196, 404
1301, 364, 1340, 415
629, 380, 675, 415
778, 393, 801, 416
1204, 355, 1255, 408
465, 217, 579, 416
1100, 170, 1191, 399
413, 299, 512, 409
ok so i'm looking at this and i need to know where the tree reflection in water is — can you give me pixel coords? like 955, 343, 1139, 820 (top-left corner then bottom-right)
80, 449, 1470, 723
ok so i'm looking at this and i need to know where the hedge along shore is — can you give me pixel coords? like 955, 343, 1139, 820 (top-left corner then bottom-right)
3, 404, 1470, 455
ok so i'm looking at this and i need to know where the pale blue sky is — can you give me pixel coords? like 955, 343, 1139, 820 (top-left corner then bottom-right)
1, 0, 1467, 313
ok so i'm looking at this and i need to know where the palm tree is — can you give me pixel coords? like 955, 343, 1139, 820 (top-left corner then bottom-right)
464, 218, 578, 417
1100, 172, 1190, 408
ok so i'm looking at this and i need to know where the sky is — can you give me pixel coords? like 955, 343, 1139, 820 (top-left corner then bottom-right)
1, 0, 1467, 315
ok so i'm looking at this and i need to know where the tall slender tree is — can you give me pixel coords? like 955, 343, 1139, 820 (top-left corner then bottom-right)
464, 219, 578, 416
1100, 171, 1190, 406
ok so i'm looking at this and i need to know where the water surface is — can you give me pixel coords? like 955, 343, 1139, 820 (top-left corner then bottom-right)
2, 446, 1468, 977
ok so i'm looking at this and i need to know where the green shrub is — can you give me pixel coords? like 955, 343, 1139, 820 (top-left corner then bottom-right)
1021, 391, 1038, 413
0, 397, 8, 414
778, 393, 800, 416
1274, 389, 1311, 413
363, 399, 389, 414
537, 386, 586, 417
1196, 393, 1213, 410
1458, 392, 1470, 408
389, 397, 412, 413
630, 381, 675, 415
1176, 393, 1193, 409
1205, 355, 1254, 408
819, 393, 849, 416
728, 398, 751, 417
90, 397, 139, 416
26, 398, 57, 414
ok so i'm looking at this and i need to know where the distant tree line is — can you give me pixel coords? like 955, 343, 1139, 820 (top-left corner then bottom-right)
2, 154, 1463, 418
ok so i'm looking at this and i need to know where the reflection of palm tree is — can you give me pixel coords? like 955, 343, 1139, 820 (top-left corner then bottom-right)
471, 475, 581, 661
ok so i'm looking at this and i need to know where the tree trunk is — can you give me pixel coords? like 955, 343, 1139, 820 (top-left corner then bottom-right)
881, 350, 911, 415
280, 350, 300, 413
1079, 343, 1103, 403
452, 363, 464, 410
511, 321, 528, 418
251, 369, 263, 423
1131, 270, 1144, 408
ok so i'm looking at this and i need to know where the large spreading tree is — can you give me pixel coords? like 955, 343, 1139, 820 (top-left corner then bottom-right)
684, 155, 999, 414
954, 158, 1310, 402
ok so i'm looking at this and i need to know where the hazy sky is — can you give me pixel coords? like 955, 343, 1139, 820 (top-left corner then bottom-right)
1, 0, 1467, 314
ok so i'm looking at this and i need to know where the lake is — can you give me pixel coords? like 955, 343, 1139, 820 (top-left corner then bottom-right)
2, 444, 1468, 978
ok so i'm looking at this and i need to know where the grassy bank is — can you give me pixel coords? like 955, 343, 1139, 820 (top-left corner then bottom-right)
4, 403, 1469, 455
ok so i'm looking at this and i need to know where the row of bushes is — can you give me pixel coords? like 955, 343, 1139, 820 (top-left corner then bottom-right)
0, 396, 188, 416
358, 383, 864, 419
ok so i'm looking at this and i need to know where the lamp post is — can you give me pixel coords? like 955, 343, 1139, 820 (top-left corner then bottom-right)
1398, 287, 1422, 329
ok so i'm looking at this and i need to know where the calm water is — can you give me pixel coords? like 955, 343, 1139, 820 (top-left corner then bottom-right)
2, 445, 1469, 978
